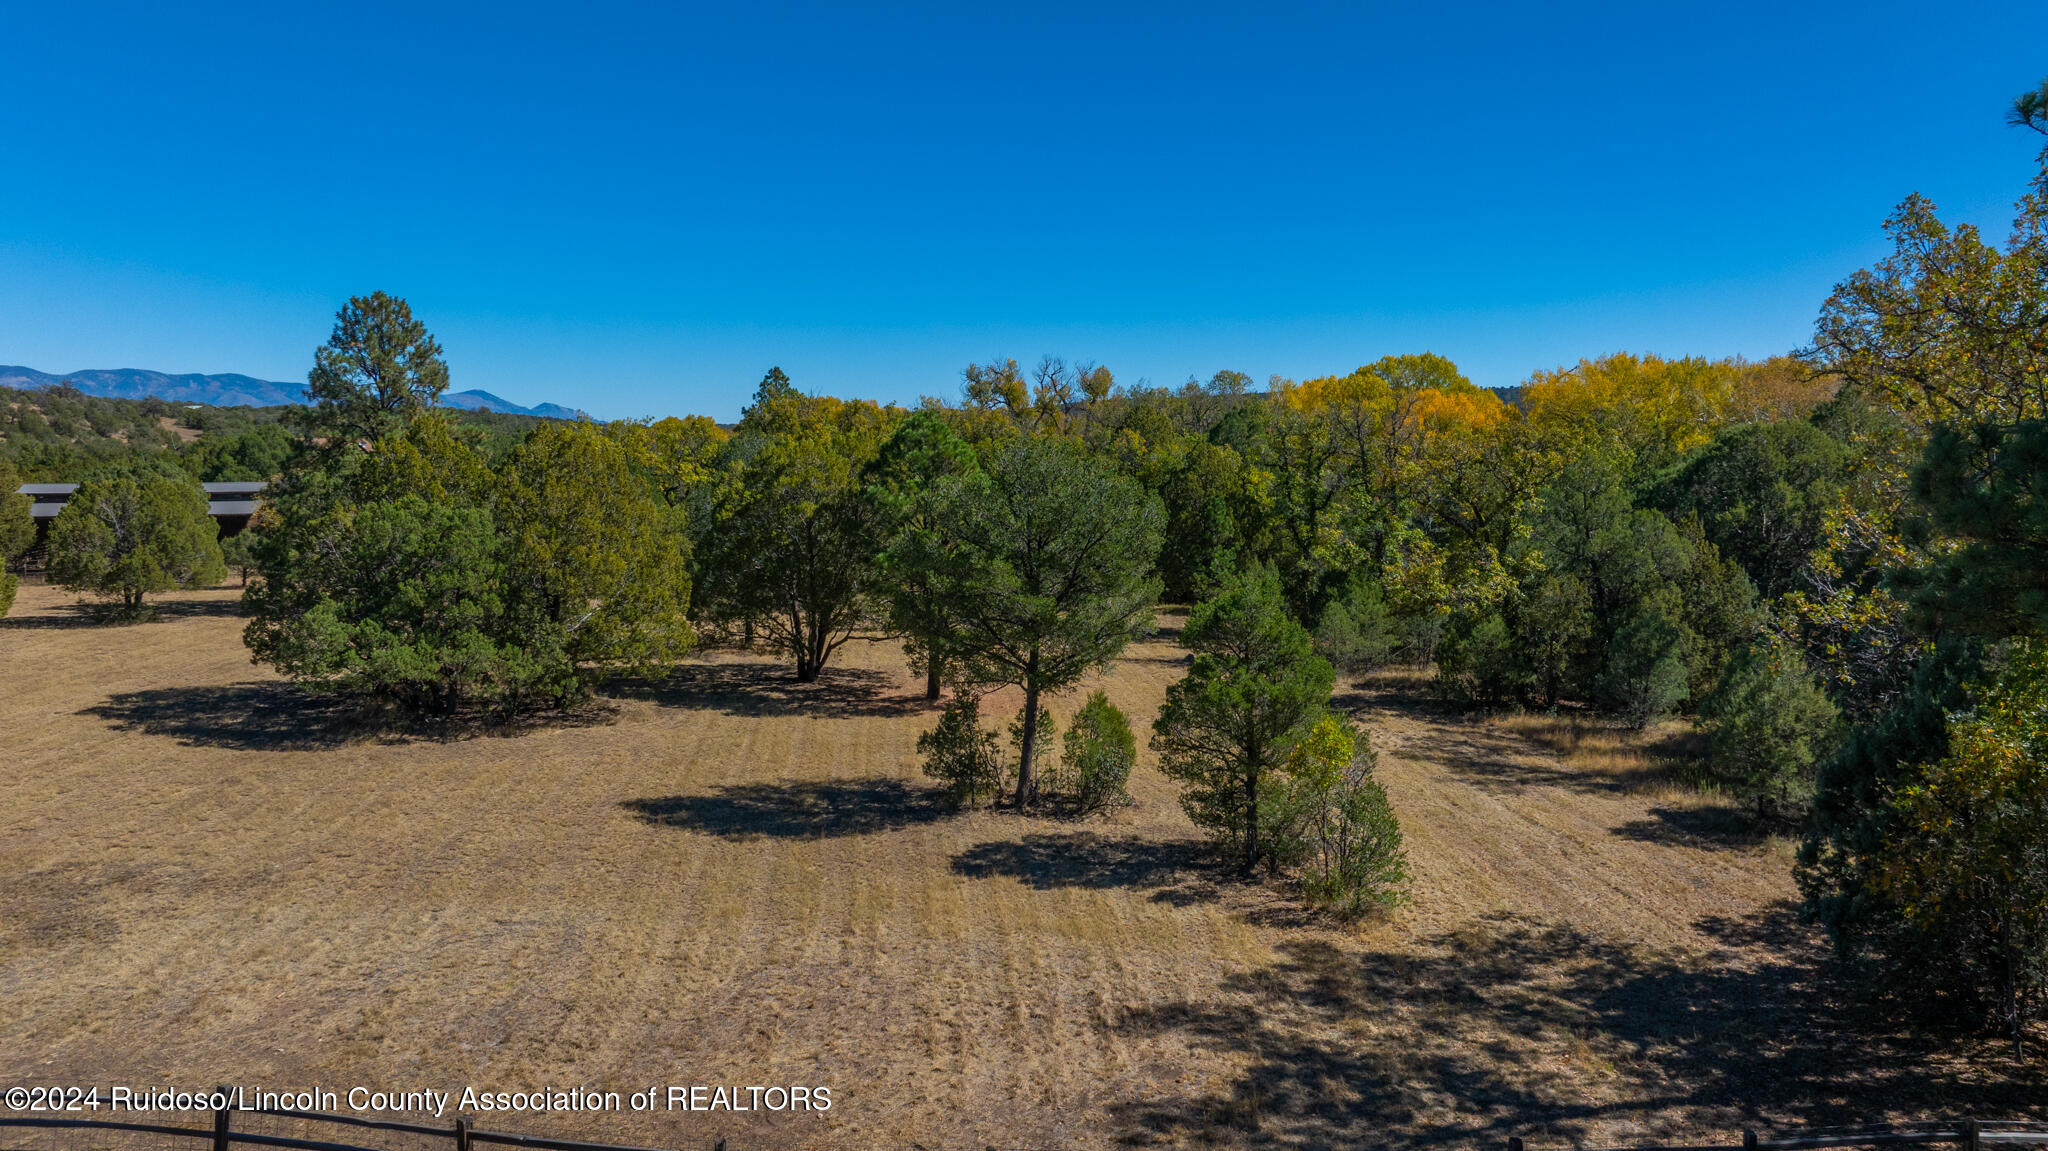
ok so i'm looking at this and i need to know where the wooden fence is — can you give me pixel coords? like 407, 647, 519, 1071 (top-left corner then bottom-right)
0, 1105, 693, 1151
1510, 1121, 2048, 1151
4, 1109, 2046, 1151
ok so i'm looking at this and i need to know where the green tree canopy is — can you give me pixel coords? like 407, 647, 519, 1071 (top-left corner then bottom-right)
1152, 564, 1335, 874
919, 435, 1164, 806
1655, 419, 1848, 597
864, 410, 980, 699
244, 409, 693, 712
1811, 157, 2048, 427
47, 471, 225, 615
258, 494, 527, 711
0, 457, 35, 616
243, 417, 533, 709
499, 420, 695, 680
304, 291, 452, 443
695, 377, 894, 681
1875, 639, 2048, 1050
1900, 419, 2048, 638
1705, 637, 1840, 819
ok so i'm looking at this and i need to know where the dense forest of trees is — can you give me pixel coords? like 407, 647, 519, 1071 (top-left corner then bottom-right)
1, 381, 557, 482
5, 77, 2045, 1038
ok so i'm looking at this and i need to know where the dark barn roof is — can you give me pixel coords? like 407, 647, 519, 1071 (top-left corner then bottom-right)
16, 481, 267, 520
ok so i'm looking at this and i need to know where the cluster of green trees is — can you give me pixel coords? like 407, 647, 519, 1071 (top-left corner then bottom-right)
1, 382, 562, 485
682, 365, 1403, 906
1790, 84, 2048, 1051
0, 385, 196, 475
1153, 565, 1407, 912
0, 448, 232, 619
0, 384, 299, 482
243, 293, 695, 710
12, 84, 2044, 969
0, 459, 33, 614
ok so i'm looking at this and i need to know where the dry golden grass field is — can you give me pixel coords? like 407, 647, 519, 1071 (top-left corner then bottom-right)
2, 582, 2042, 1151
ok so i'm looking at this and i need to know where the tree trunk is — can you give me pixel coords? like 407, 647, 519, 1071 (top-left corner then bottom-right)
1016, 650, 1042, 809
925, 650, 943, 702
793, 607, 820, 682
1243, 760, 1261, 875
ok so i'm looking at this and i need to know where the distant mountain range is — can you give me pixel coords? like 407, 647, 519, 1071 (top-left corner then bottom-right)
0, 365, 586, 420
434, 388, 586, 421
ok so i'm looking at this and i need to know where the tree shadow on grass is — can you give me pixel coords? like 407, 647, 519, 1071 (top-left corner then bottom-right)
1359, 705, 1691, 800
1108, 905, 2048, 1148
623, 777, 954, 839
611, 658, 926, 719
84, 682, 612, 751
82, 683, 364, 750
2, 596, 244, 630
950, 832, 1216, 901
1612, 805, 1770, 850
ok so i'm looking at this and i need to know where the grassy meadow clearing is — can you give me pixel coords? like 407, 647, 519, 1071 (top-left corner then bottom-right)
2, 581, 2041, 1150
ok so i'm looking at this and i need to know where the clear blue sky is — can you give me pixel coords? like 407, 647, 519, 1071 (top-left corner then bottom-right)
2, 2, 2043, 421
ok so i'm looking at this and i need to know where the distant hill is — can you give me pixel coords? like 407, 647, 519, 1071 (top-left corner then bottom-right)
436, 389, 587, 420
0, 364, 305, 407
0, 365, 585, 419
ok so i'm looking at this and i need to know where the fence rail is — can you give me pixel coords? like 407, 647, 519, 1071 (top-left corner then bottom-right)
1511, 1121, 2048, 1151
0, 1105, 696, 1151
6, 1109, 2047, 1151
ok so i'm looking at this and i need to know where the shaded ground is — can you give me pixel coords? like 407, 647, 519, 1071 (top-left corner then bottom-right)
1, 583, 2040, 1151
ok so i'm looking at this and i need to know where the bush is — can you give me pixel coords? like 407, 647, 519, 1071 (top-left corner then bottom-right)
47, 471, 226, 617
1275, 715, 1409, 915
1600, 603, 1692, 727
1062, 690, 1136, 815
1153, 564, 1334, 874
1315, 579, 1395, 672
1874, 641, 2048, 1047
919, 696, 1006, 808
1704, 637, 1838, 819
245, 414, 692, 713
253, 495, 556, 711
1435, 611, 1519, 705
219, 526, 261, 587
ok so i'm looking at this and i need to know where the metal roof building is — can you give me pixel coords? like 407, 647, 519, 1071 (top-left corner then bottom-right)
15, 481, 267, 527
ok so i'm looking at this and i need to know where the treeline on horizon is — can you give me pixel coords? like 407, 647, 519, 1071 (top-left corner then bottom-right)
5, 77, 2046, 1059
0, 381, 557, 482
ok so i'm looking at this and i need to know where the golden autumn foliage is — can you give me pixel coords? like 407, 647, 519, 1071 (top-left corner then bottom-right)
1522, 352, 1836, 479
608, 414, 729, 506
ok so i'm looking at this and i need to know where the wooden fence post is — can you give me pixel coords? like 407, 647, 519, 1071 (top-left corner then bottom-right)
455, 1117, 471, 1151
1744, 1130, 1758, 1151
212, 1092, 231, 1151
1966, 1119, 1981, 1151
1509, 1138, 1524, 1151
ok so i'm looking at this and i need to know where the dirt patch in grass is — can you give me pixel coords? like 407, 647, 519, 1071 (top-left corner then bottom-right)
1, 584, 2040, 1150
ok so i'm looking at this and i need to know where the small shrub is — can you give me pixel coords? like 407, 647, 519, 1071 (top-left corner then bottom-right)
1436, 611, 1518, 705
919, 696, 1006, 808
219, 529, 259, 587
1704, 637, 1838, 819
1281, 714, 1409, 917
1600, 604, 1692, 727
1061, 690, 1136, 815
1315, 580, 1395, 672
